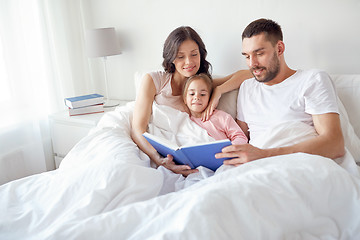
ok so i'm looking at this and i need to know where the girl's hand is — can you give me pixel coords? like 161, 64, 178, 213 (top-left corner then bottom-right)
201, 87, 222, 121
161, 154, 199, 177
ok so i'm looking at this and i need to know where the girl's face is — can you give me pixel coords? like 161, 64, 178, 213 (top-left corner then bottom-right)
185, 79, 210, 117
173, 39, 201, 78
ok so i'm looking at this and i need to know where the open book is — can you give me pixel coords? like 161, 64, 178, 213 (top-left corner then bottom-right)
143, 132, 232, 171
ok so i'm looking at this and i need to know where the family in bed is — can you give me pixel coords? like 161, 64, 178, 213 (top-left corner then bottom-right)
131, 18, 345, 177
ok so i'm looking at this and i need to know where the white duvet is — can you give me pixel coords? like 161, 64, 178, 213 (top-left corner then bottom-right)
1, 103, 360, 240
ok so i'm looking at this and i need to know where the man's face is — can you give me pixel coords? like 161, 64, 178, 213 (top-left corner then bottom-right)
242, 33, 280, 84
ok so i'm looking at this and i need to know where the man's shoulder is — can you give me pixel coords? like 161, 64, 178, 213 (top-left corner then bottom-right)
291, 69, 332, 88
297, 69, 330, 79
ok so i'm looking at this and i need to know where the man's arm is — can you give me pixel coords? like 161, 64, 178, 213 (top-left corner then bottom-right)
217, 113, 345, 165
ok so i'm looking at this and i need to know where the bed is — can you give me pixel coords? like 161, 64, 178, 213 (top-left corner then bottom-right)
1, 74, 360, 239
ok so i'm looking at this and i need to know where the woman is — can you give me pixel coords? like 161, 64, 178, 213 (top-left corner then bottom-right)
131, 26, 251, 176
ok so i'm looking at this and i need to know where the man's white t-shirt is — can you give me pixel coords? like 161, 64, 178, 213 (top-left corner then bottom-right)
236, 69, 339, 142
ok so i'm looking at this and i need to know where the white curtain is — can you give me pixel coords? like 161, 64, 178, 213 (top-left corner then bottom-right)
0, 0, 93, 185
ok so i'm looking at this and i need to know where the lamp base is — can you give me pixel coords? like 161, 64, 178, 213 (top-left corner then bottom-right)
104, 99, 120, 108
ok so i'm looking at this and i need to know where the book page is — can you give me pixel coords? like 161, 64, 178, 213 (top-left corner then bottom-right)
181, 139, 230, 148
143, 132, 179, 150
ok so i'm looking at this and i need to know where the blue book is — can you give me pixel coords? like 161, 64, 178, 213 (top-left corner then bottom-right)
143, 132, 232, 171
64, 94, 104, 109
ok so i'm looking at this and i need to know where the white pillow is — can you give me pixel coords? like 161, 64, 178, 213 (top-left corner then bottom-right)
337, 97, 360, 162
331, 75, 360, 163
217, 89, 238, 119
134, 71, 147, 99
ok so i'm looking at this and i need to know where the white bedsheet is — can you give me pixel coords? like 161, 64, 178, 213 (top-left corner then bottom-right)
1, 103, 360, 240
50, 154, 360, 240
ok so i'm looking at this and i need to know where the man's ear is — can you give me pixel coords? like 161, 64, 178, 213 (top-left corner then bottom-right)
277, 40, 285, 56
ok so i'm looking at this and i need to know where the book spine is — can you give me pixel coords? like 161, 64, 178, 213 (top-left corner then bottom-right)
68, 99, 103, 109
64, 95, 104, 109
69, 110, 104, 116
174, 150, 195, 169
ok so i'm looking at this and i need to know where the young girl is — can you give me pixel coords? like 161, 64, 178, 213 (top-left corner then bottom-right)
183, 73, 248, 145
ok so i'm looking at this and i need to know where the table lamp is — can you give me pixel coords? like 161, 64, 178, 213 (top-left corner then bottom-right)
85, 27, 121, 107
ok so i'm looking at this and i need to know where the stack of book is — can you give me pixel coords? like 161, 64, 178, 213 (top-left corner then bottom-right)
64, 94, 105, 116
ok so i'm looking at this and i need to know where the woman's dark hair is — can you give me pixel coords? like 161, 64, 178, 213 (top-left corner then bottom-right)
242, 18, 283, 46
162, 26, 211, 75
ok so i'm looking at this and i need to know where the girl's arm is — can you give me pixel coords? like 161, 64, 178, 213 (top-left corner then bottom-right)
131, 74, 198, 176
224, 115, 248, 145
202, 70, 252, 121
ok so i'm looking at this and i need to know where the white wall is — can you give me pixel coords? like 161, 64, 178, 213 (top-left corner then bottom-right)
83, 0, 360, 101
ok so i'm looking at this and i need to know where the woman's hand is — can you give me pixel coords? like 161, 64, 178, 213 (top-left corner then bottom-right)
201, 87, 222, 121
161, 154, 199, 177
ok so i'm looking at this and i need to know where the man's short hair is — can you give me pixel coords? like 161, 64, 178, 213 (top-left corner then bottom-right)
242, 18, 283, 46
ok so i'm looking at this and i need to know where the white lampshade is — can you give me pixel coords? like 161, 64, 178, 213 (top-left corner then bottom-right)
85, 27, 122, 108
85, 27, 121, 57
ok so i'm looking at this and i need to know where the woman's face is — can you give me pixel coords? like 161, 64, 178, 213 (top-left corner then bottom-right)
173, 39, 201, 78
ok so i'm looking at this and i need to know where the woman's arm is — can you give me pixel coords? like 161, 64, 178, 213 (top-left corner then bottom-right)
203, 70, 252, 121
131, 74, 198, 176
131, 74, 161, 164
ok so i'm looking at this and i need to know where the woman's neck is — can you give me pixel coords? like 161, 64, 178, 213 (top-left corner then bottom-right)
171, 72, 187, 96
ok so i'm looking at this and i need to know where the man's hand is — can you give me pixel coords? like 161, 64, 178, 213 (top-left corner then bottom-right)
161, 154, 199, 176
215, 144, 269, 166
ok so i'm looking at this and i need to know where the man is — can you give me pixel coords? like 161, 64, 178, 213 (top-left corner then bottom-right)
216, 18, 345, 165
